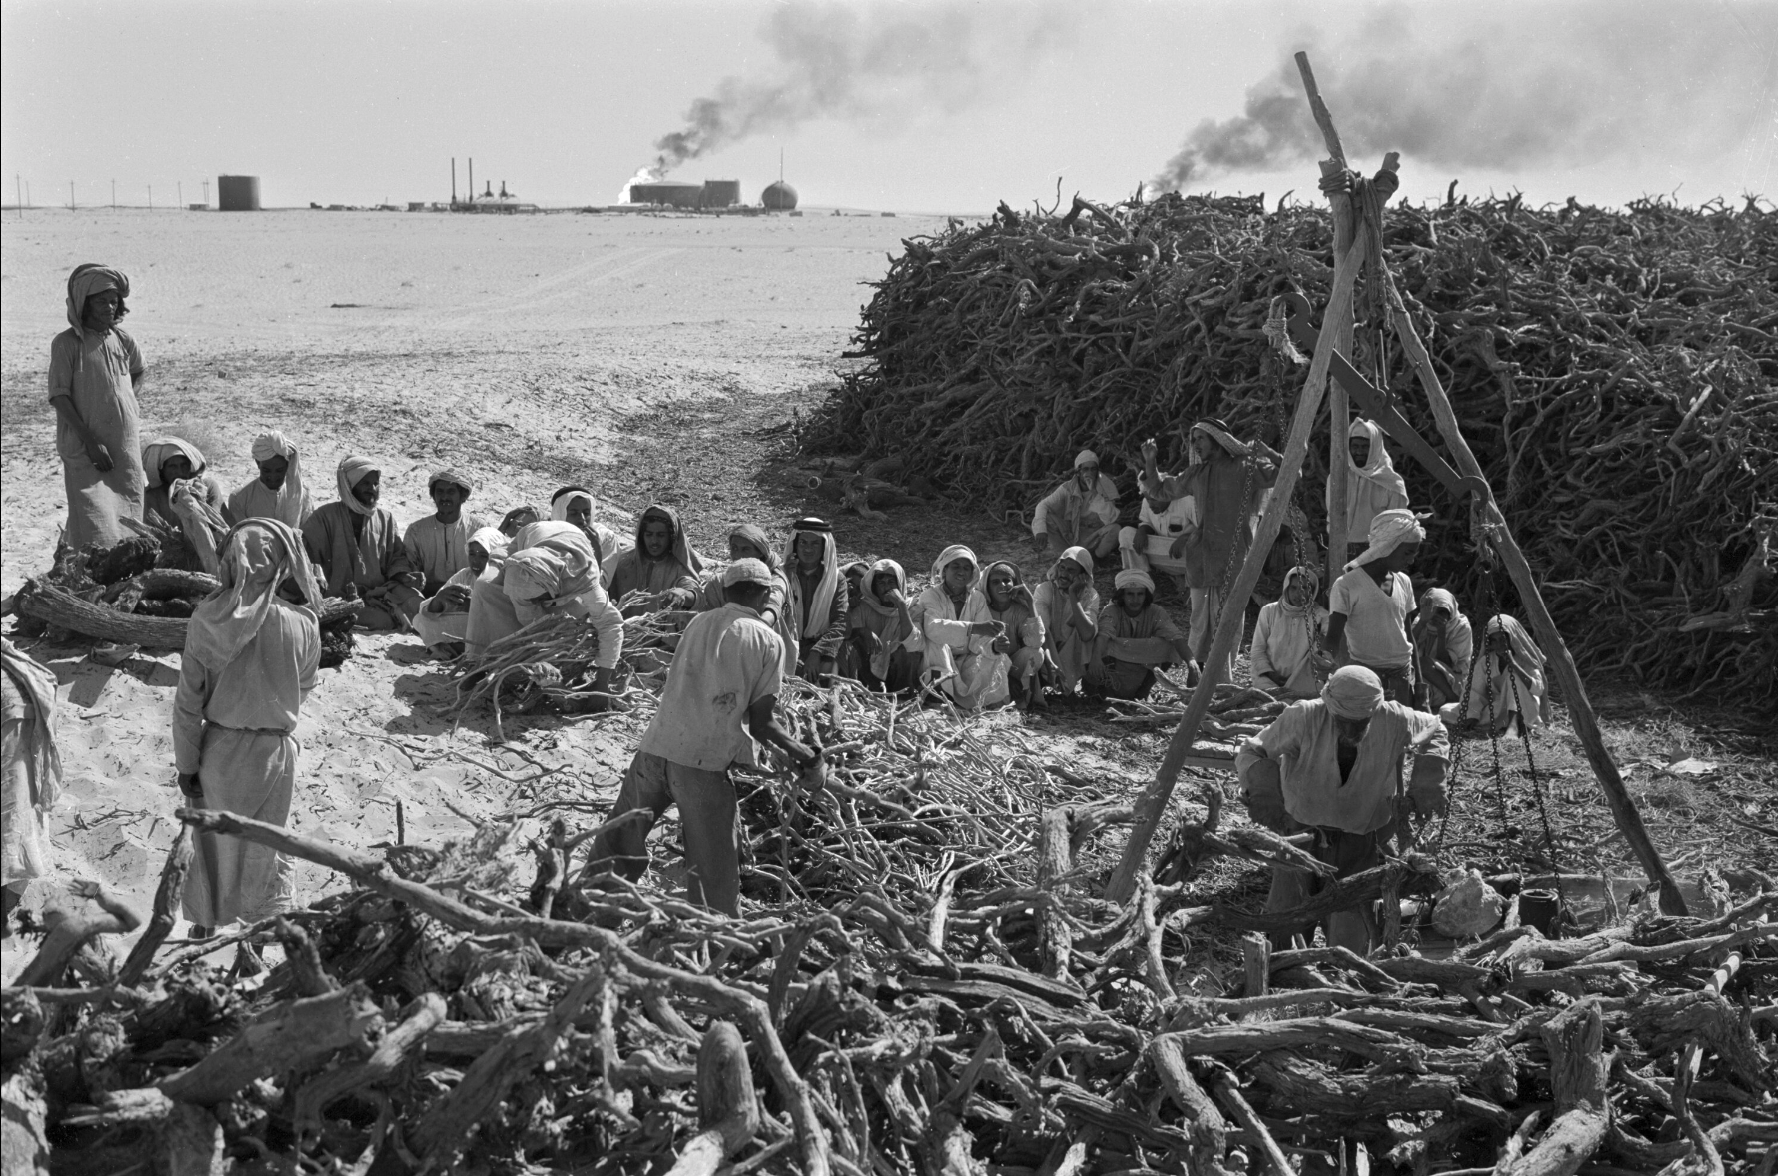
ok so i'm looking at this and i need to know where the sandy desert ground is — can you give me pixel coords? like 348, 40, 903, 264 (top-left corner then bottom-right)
2, 207, 1772, 976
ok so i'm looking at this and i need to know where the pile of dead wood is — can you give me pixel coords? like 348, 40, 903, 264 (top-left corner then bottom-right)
802, 189, 1777, 701
6, 534, 359, 660
5, 671, 1772, 1174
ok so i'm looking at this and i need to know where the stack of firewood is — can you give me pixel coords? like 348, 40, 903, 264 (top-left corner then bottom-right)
4, 672, 1772, 1174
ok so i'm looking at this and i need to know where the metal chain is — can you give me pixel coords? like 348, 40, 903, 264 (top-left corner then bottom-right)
1505, 653, 1568, 917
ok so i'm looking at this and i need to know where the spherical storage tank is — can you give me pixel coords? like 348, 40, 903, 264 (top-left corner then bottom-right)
762, 181, 798, 211
218, 175, 261, 211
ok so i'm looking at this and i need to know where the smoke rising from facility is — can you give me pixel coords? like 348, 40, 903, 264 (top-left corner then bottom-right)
644, 1, 1074, 179
1155, 3, 1775, 191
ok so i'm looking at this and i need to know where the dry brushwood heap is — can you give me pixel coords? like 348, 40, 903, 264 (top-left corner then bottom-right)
6, 661, 1777, 1174
8, 533, 362, 662
801, 192, 1777, 702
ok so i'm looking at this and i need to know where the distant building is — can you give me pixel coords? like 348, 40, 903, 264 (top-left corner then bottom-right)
762, 181, 798, 211
218, 175, 261, 211
700, 180, 741, 208
629, 180, 703, 209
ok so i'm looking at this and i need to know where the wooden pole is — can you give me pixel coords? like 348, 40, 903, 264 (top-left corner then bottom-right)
1295, 52, 1354, 587
1107, 219, 1373, 903
1381, 273, 1687, 916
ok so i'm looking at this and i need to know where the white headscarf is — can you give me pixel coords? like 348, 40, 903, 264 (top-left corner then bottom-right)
930, 545, 981, 595
786, 523, 841, 639
141, 437, 208, 489
245, 432, 306, 527
1345, 508, 1426, 571
551, 486, 595, 523
1322, 665, 1384, 720
1346, 419, 1407, 496
505, 528, 600, 612
1476, 614, 1551, 724
468, 526, 509, 568
185, 520, 321, 672
1113, 568, 1156, 596
336, 455, 380, 517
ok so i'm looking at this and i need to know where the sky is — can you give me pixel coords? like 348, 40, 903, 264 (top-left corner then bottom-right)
2, 0, 1775, 214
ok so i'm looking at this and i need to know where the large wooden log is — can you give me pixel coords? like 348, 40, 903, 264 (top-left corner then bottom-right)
15, 578, 361, 650
1148, 1037, 1233, 1176
158, 983, 383, 1106
666, 1021, 760, 1176
1499, 999, 1607, 1176
1036, 806, 1075, 981
1295, 51, 1355, 591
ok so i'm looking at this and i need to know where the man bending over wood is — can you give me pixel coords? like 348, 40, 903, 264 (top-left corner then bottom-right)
1236, 665, 1448, 953
585, 559, 821, 915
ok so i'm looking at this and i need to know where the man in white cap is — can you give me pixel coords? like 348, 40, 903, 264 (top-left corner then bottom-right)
1236, 665, 1449, 952
1318, 507, 1425, 704
1031, 450, 1122, 562
586, 558, 820, 916
1086, 569, 1195, 699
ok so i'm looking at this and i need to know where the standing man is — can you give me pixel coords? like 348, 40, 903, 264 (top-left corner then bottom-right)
1139, 421, 1281, 681
176, 521, 322, 937
1329, 420, 1410, 564
1032, 450, 1122, 563
1236, 666, 1449, 952
1320, 508, 1423, 704
48, 264, 146, 550
586, 559, 820, 915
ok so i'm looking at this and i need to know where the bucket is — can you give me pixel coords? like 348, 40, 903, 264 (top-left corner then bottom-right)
1520, 888, 1561, 936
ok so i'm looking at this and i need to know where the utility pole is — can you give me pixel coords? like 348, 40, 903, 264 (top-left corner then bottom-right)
70, 181, 75, 210
178, 181, 183, 208
203, 178, 209, 207
112, 179, 116, 208
451, 157, 457, 205
14, 175, 21, 220
148, 185, 153, 211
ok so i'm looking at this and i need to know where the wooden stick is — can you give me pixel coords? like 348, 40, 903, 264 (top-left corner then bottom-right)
1297, 51, 1354, 589
1381, 271, 1687, 915
1210, 1069, 1294, 1176
115, 826, 194, 988
1108, 217, 1373, 903
1036, 806, 1075, 981
667, 1021, 760, 1176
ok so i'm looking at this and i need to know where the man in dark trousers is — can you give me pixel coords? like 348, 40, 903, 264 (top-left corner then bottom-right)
586, 559, 820, 915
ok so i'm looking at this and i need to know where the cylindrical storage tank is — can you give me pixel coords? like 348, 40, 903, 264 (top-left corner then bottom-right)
628, 181, 702, 208
762, 181, 798, 211
700, 179, 741, 208
217, 175, 261, 211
